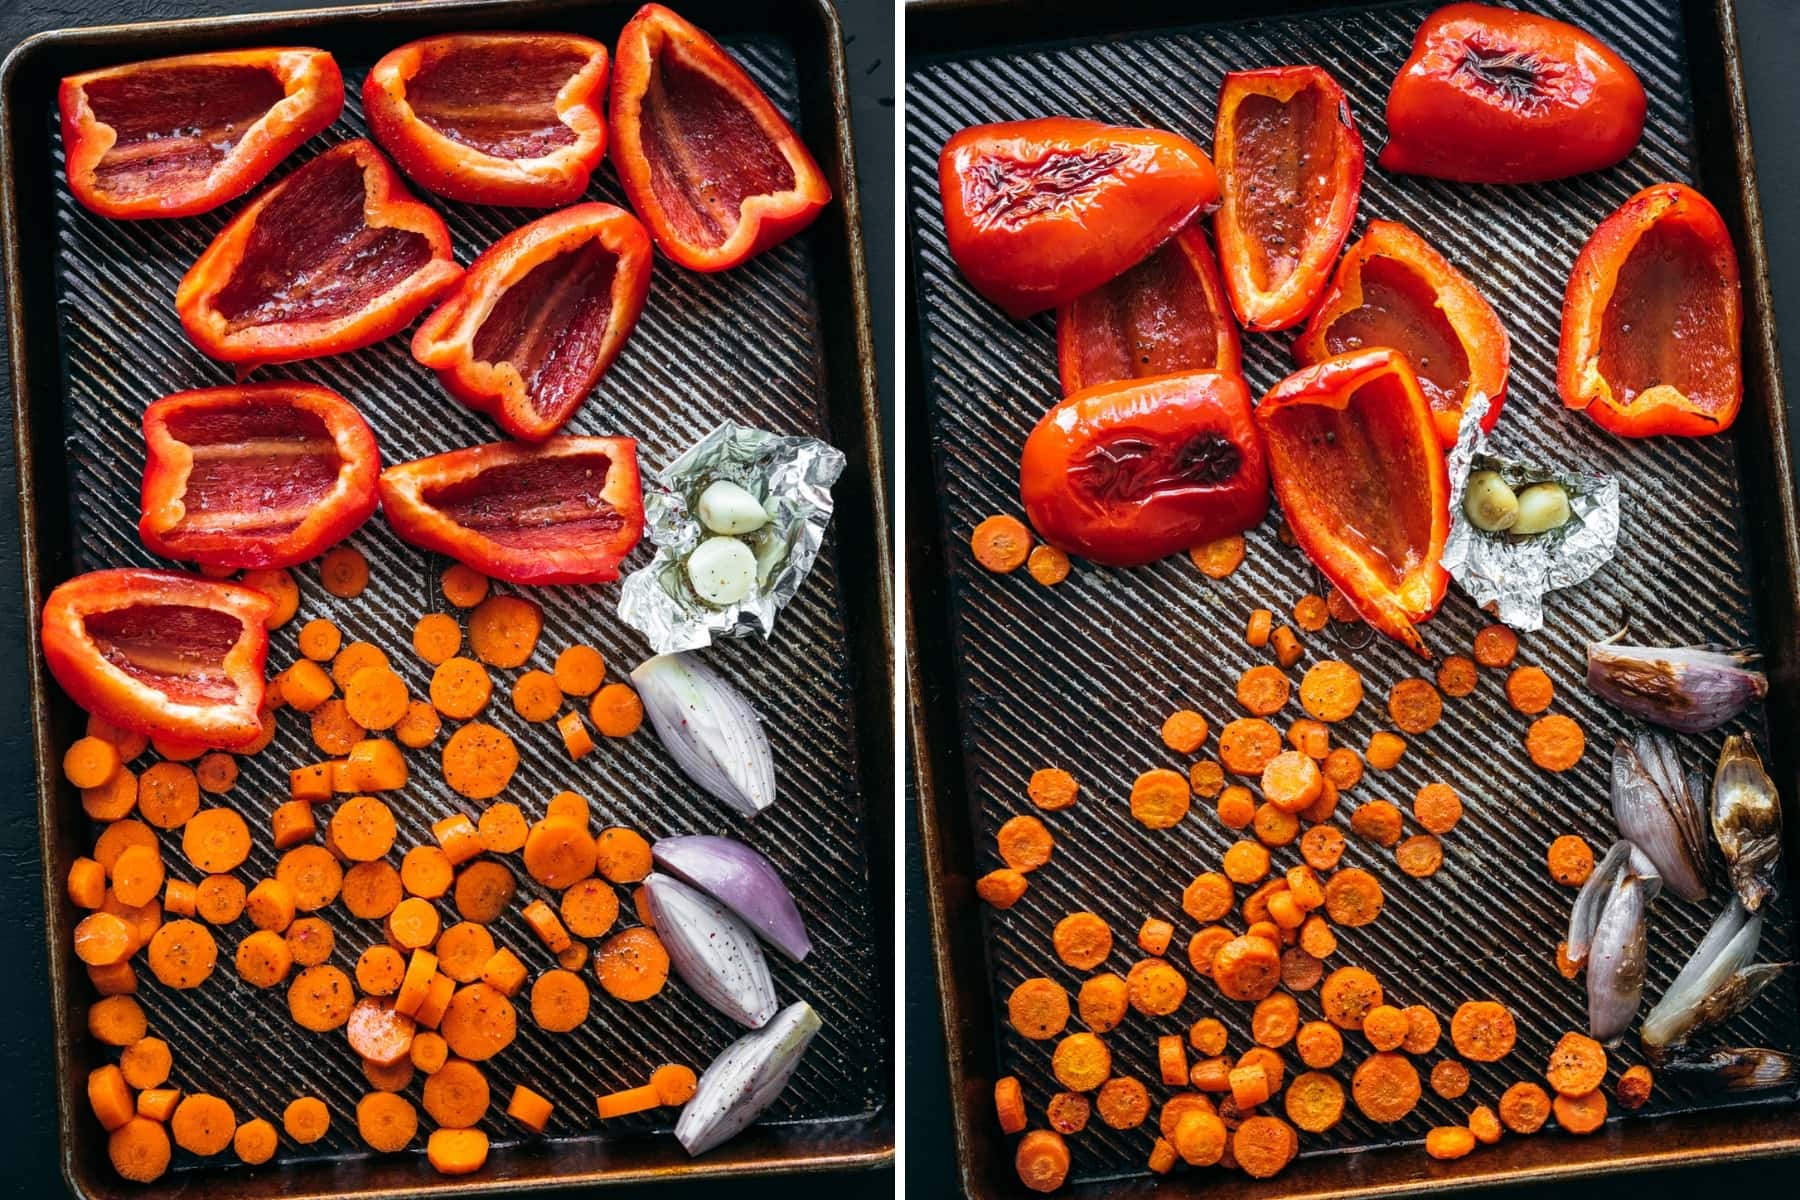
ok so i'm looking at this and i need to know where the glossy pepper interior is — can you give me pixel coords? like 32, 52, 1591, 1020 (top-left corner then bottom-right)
1257, 349, 1448, 657
58, 48, 343, 219
412, 205, 653, 442
1296, 220, 1510, 447
1020, 371, 1268, 567
938, 116, 1218, 319
611, 4, 830, 272
139, 383, 380, 569
40, 569, 272, 747
1055, 222, 1241, 395
1214, 66, 1364, 331
1559, 182, 1742, 437
377, 438, 646, 585
363, 33, 609, 207
175, 139, 462, 366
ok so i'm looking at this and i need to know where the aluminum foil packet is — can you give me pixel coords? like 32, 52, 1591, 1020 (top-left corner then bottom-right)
618, 420, 846, 653
1441, 396, 1621, 631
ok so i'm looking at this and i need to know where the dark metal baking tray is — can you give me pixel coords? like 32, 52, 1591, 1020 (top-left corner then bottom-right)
1, 0, 892, 1194
906, 0, 1799, 1195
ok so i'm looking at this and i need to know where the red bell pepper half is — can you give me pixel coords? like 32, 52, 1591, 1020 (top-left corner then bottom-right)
1558, 183, 1742, 438
1020, 371, 1268, 568
610, 4, 831, 272
139, 382, 380, 570
378, 438, 645, 585
411, 204, 653, 442
175, 139, 463, 368
1381, 3, 1645, 185
41, 569, 272, 749
939, 117, 1219, 320
1056, 221, 1241, 396
364, 32, 610, 208
1214, 66, 1364, 333
1256, 350, 1449, 659
59, 48, 343, 220
1295, 220, 1510, 449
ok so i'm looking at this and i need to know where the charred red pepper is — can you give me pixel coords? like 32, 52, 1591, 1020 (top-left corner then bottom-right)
1256, 349, 1449, 658
59, 48, 343, 220
610, 4, 831, 272
1019, 371, 1267, 568
1381, 4, 1645, 184
411, 204, 653, 442
1558, 182, 1742, 438
41, 569, 272, 749
175, 139, 463, 368
1295, 220, 1510, 449
939, 117, 1219, 320
139, 382, 380, 570
1214, 67, 1364, 332
378, 438, 645, 585
1056, 221, 1241, 396
364, 32, 610, 208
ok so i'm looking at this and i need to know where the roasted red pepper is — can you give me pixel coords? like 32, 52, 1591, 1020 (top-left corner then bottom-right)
1256, 350, 1449, 658
1214, 67, 1364, 332
364, 32, 610, 207
59, 48, 343, 220
1558, 183, 1742, 438
378, 438, 644, 585
41, 569, 272, 749
610, 4, 831, 272
1056, 221, 1241, 396
175, 139, 463, 368
1019, 371, 1268, 568
1295, 220, 1510, 449
1381, 4, 1645, 185
939, 117, 1219, 320
411, 204, 653, 442
139, 382, 380, 570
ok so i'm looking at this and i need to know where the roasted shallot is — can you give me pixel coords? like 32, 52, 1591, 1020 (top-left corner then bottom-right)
1662, 1047, 1797, 1092
1610, 731, 1710, 903
1712, 734, 1783, 912
1586, 635, 1767, 733
1641, 898, 1778, 1054
1585, 847, 1658, 1044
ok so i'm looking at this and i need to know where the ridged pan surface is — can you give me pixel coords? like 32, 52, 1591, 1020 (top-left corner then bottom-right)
48, 36, 883, 1180
907, 0, 1796, 1186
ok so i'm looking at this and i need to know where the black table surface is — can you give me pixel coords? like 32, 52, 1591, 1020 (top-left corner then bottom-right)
903, 2, 1800, 1198
0, 0, 891, 1197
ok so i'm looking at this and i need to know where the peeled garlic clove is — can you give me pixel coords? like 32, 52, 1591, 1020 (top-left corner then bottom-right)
697, 480, 769, 535
1512, 482, 1571, 535
688, 536, 758, 606
1463, 470, 1519, 532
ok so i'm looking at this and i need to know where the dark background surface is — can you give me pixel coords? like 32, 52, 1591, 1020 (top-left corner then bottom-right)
903, 1, 1800, 1198
0, 0, 891, 1197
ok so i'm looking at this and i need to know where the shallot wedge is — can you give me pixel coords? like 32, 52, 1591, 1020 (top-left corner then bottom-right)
1641, 898, 1785, 1054
1587, 634, 1766, 732
642, 873, 777, 1029
1662, 1047, 1797, 1091
1712, 734, 1783, 912
676, 1001, 822, 1156
1586, 848, 1658, 1044
1611, 731, 1710, 902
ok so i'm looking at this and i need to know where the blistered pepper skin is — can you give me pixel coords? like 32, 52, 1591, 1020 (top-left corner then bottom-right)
364, 32, 610, 207
610, 4, 831, 272
1558, 183, 1742, 438
59, 48, 343, 220
1381, 3, 1645, 184
1213, 66, 1364, 332
1056, 222, 1242, 396
1020, 371, 1268, 568
411, 204, 653, 441
41, 569, 272, 749
174, 139, 463, 368
378, 437, 646, 585
1256, 350, 1449, 659
1295, 220, 1510, 448
940, 117, 1219, 320
139, 382, 381, 570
